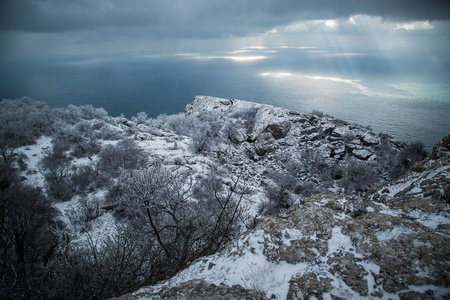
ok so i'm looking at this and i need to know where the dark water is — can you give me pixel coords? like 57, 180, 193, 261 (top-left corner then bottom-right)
1, 51, 449, 151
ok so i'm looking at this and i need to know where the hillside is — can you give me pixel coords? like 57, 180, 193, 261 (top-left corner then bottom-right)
0, 96, 447, 299
115, 134, 449, 299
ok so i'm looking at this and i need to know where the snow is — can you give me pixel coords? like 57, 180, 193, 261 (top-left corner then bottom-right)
332, 126, 350, 137
327, 226, 363, 259
281, 228, 304, 246
137, 225, 373, 299
405, 285, 450, 298
359, 261, 381, 296
366, 206, 375, 213
375, 226, 415, 241
407, 209, 450, 231
17, 135, 53, 186
72, 212, 118, 249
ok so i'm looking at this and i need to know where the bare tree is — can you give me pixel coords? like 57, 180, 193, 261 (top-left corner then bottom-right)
117, 163, 248, 279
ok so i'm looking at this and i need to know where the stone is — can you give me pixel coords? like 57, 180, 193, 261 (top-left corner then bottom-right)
114, 279, 268, 300
328, 253, 368, 296
352, 149, 372, 160
229, 128, 247, 144
264, 121, 291, 140
361, 134, 380, 146
255, 132, 277, 156
287, 273, 333, 300
431, 134, 450, 158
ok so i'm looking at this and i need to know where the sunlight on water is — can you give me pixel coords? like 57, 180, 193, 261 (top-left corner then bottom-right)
388, 83, 450, 102
192, 55, 267, 61
260, 72, 293, 77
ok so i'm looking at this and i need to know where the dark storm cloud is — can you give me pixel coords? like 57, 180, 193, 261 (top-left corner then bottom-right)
1, 0, 449, 37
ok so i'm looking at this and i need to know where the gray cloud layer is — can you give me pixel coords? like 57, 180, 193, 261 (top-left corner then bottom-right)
1, 0, 449, 38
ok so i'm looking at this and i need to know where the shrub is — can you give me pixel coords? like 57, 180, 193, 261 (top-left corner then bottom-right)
70, 138, 101, 158
259, 171, 297, 216
0, 97, 54, 147
0, 182, 61, 299
116, 164, 247, 278
131, 112, 148, 124
338, 159, 380, 193
79, 105, 108, 120
40, 143, 71, 171
70, 164, 106, 194
97, 139, 148, 176
66, 196, 101, 231
95, 124, 123, 140
231, 105, 259, 134
43, 165, 75, 201
165, 113, 224, 153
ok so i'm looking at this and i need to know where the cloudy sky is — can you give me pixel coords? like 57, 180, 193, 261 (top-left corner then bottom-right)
1, 0, 450, 65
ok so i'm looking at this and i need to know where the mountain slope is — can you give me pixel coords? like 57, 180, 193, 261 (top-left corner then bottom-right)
1, 96, 445, 299
115, 134, 449, 299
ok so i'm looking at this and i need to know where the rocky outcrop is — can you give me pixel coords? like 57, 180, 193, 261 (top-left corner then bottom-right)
431, 134, 450, 158
114, 279, 268, 300
264, 122, 291, 140
185, 96, 391, 163
122, 135, 449, 299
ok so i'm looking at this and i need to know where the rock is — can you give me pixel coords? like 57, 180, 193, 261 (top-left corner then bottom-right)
114, 279, 269, 300
291, 117, 308, 123
398, 290, 433, 300
431, 134, 450, 159
361, 133, 380, 146
328, 253, 368, 296
342, 213, 450, 294
351, 149, 372, 160
112, 97, 450, 300
309, 132, 321, 141
220, 99, 233, 105
287, 273, 333, 300
254, 132, 277, 156
134, 132, 152, 141
264, 121, 291, 140
121, 120, 136, 127
331, 126, 349, 137
333, 145, 346, 156
321, 124, 335, 135
301, 127, 318, 135
229, 128, 247, 144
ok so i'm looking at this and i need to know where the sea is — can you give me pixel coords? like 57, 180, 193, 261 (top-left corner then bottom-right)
1, 49, 449, 151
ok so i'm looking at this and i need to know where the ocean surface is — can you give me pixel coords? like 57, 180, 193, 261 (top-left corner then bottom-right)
1, 50, 449, 151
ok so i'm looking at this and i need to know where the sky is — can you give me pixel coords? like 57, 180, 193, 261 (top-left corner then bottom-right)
1, 0, 450, 65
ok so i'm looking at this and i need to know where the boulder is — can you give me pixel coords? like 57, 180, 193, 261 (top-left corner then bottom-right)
254, 132, 277, 156
361, 133, 380, 146
229, 128, 247, 144
264, 121, 291, 140
351, 149, 372, 160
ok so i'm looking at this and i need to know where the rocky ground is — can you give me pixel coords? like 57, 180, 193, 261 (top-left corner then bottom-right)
113, 101, 449, 299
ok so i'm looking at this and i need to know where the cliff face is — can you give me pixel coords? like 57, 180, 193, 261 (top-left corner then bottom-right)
113, 98, 449, 299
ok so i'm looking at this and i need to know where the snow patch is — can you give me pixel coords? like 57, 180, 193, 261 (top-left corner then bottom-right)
375, 226, 415, 241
